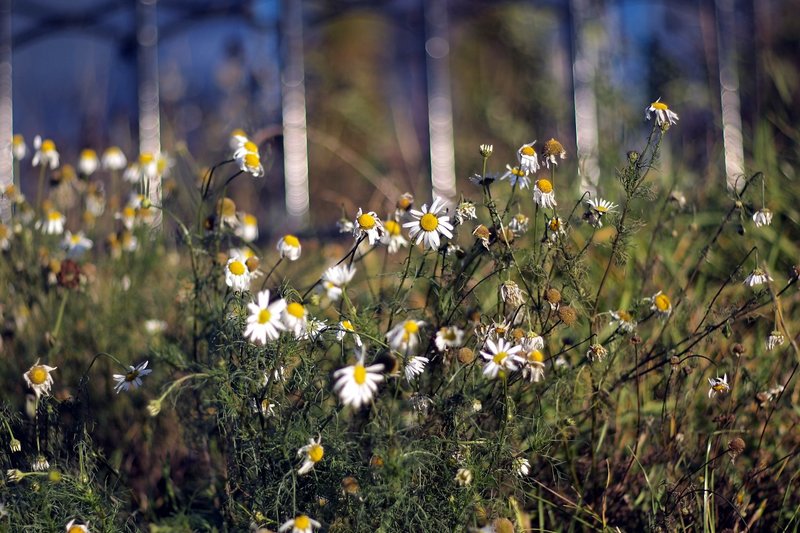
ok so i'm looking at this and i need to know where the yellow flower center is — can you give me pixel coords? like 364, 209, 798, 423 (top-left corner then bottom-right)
357, 213, 376, 230
123, 206, 135, 219
536, 179, 553, 194
47, 211, 63, 221
282, 234, 300, 248
13, 134, 23, 146
220, 198, 236, 217
529, 350, 544, 363
353, 364, 367, 385
0, 224, 7, 238
244, 153, 260, 169
70, 235, 81, 245
713, 383, 727, 392
493, 351, 508, 365
342, 320, 354, 332
139, 152, 154, 164
294, 516, 311, 530
228, 260, 246, 276
443, 328, 456, 341
308, 444, 324, 462
68, 526, 85, 533
397, 196, 412, 209
512, 167, 524, 176
286, 302, 305, 318
549, 218, 560, 231
419, 213, 439, 232
231, 128, 247, 138
41, 139, 56, 152
654, 293, 671, 311
258, 309, 271, 324
617, 310, 632, 322
651, 101, 668, 110
81, 149, 96, 160
243, 214, 257, 226
243, 141, 259, 153
125, 370, 140, 382
385, 219, 401, 236
29, 366, 48, 385
403, 321, 419, 334
521, 145, 535, 156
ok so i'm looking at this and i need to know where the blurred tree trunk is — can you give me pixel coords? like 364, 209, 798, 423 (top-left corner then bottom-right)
0, 0, 12, 223
137, 0, 162, 226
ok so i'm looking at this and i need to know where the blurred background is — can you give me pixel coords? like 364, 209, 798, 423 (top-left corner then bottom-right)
2, 0, 799, 235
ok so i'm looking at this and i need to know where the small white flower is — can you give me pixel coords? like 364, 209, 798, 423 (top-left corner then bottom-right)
645, 98, 679, 126
235, 213, 259, 242
78, 149, 99, 176
500, 280, 526, 308
229, 129, 249, 150
32, 455, 49, 472
32, 136, 60, 169
434, 326, 465, 352
65, 518, 89, 533
225, 256, 252, 292
479, 144, 493, 157
404, 356, 429, 382
752, 209, 773, 227
708, 374, 730, 398
62, 231, 93, 258
386, 319, 426, 355
585, 197, 617, 228
517, 140, 540, 174
321, 264, 356, 301
296, 436, 324, 476
513, 456, 531, 477
277, 234, 302, 261
12, 134, 27, 160
144, 319, 167, 335
586, 343, 608, 363
297, 316, 327, 342
353, 209, 385, 245
744, 267, 772, 288
24, 359, 57, 399
102, 146, 127, 171
455, 468, 473, 486
112, 361, 152, 393
766, 330, 785, 351
649, 290, 672, 318
509, 213, 530, 235
138, 152, 158, 181
282, 302, 309, 337
337, 320, 362, 347
500, 165, 530, 189
244, 290, 287, 344
234, 140, 264, 177
454, 200, 477, 225
381, 218, 409, 254
533, 178, 557, 209
403, 196, 454, 251
332, 355, 384, 408
480, 338, 523, 379
609, 309, 637, 333
278, 514, 321, 533
522, 349, 546, 383
39, 210, 66, 235
547, 216, 566, 241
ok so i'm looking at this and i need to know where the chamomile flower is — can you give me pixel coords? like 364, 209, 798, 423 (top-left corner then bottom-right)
12, 134, 27, 160
435, 325, 465, 352
547, 216, 566, 241
62, 231, 93, 258
386, 319, 426, 355
296, 436, 324, 475
517, 140, 541, 174
381, 218, 409, 254
32, 136, 60, 169
522, 348, 545, 383
509, 213, 530, 235
321, 264, 356, 301
65, 519, 89, 533
403, 197, 454, 251
115, 205, 136, 230
235, 213, 259, 242
454, 200, 477, 225
122, 163, 140, 183
649, 291, 672, 318
279, 514, 321, 533
766, 330, 784, 351
32, 455, 49, 471
297, 316, 327, 342
225, 255, 252, 292
609, 309, 637, 333
24, 360, 57, 399
395, 192, 415, 217
586, 343, 608, 363
708, 374, 730, 398
282, 302, 308, 337
744, 267, 772, 287
112, 361, 152, 393
101, 146, 127, 171
0, 224, 10, 251
752, 209, 773, 227
455, 468, 473, 486
404, 356, 429, 382
138, 152, 158, 181
78, 149, 99, 176
277, 234, 302, 261
337, 320, 362, 347
244, 290, 287, 344
542, 138, 567, 168
533, 179, 557, 209
513, 456, 531, 477
501, 165, 530, 189
645, 98, 679, 127
229, 129, 249, 149
585, 197, 617, 228
353, 209, 385, 245
500, 280, 526, 308
39, 210, 66, 235
332, 354, 384, 408
235, 146, 265, 177
480, 338, 523, 379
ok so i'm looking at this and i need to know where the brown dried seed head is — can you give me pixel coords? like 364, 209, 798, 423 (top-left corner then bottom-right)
728, 437, 745, 456
731, 343, 745, 356
494, 518, 515, 533
545, 288, 561, 304
458, 347, 476, 365
558, 306, 578, 326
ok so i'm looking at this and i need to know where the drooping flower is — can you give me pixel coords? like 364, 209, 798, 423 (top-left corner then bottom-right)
12, 134, 27, 160
454, 200, 477, 225
234, 140, 264, 177
517, 140, 540, 174
454, 468, 473, 486
645, 98, 679, 127
112, 361, 153, 393
521, 348, 545, 383
101, 146, 127, 171
24, 359, 57, 399
282, 302, 309, 337
533, 178, 557, 209
480, 338, 523, 379
708, 374, 730, 398
586, 343, 608, 363
585, 197, 617, 228
332, 354, 384, 408
609, 309, 637, 333
509, 213, 530, 235
744, 267, 772, 288
542, 138, 567, 168
386, 319, 426, 355
225, 255, 252, 292
32, 136, 60, 169
321, 264, 356, 301
353, 209, 385, 245
766, 330, 785, 351
434, 326, 465, 352
78, 149, 99, 176
39, 210, 66, 235
278, 514, 321, 533
500, 165, 530, 189
277, 234, 302, 261
244, 290, 287, 344
381, 218, 409, 254
404, 356, 429, 382
235, 213, 259, 243
297, 436, 324, 476
403, 197, 454, 251
336, 320, 362, 347
513, 456, 531, 477
752, 209, 773, 227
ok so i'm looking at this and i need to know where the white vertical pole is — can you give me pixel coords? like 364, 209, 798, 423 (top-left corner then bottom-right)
137, 0, 162, 224
0, 0, 12, 223
424, 0, 456, 204
716, 0, 745, 193
281, 0, 309, 229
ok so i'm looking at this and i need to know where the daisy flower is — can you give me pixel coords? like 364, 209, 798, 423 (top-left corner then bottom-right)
337, 320, 362, 346
435, 325, 465, 352
65, 519, 89, 533
24, 359, 57, 399
235, 146, 265, 177
112, 361, 152, 393
403, 197, 454, 251
509, 213, 529, 235
138, 152, 158, 181
395, 192, 415, 217
78, 149, 99, 176
744, 267, 772, 287
12, 134, 27, 160
39, 210, 66, 235
479, 144, 493, 157
500, 165, 530, 189
296, 436, 324, 475
542, 138, 567, 168
282, 302, 308, 337
517, 140, 541, 174
454, 200, 477, 225
235, 213, 259, 242
225, 255, 252, 292
244, 290, 287, 344
586, 343, 608, 362
513, 456, 531, 477
278, 515, 321, 533
321, 264, 356, 301
609, 309, 636, 333
32, 136, 60, 169
115, 205, 136, 230
101, 146, 127, 170
381, 218, 409, 254
752, 209, 773, 227
533, 178, 557, 209
353, 208, 385, 245
63, 231, 93, 258
404, 356, 429, 382
645, 98, 679, 127
386, 319, 426, 355
229, 128, 249, 149
547, 216, 566, 241
649, 291, 672, 318
480, 338, 523, 379
708, 374, 730, 398
297, 316, 327, 342
585, 197, 617, 228
766, 330, 784, 351
32, 455, 49, 471
522, 348, 545, 383
332, 354, 384, 408
277, 234, 302, 261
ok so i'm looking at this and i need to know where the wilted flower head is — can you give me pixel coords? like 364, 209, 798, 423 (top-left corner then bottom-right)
766, 330, 784, 351
435, 325, 465, 352
609, 309, 637, 333
645, 98, 679, 127
752, 209, 773, 227
500, 280, 526, 308
112, 361, 153, 393
517, 140, 540, 174
32, 136, 60, 169
454, 200, 477, 225
744, 267, 772, 288
586, 343, 608, 363
381, 218, 409, 254
500, 165, 530, 189
707, 374, 730, 398
584, 197, 617, 228
24, 359, 57, 399
542, 138, 567, 168
479, 144, 493, 158
353, 209, 385, 245
509, 213, 529, 235
512, 456, 531, 477
533, 179, 557, 209
321, 264, 356, 301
